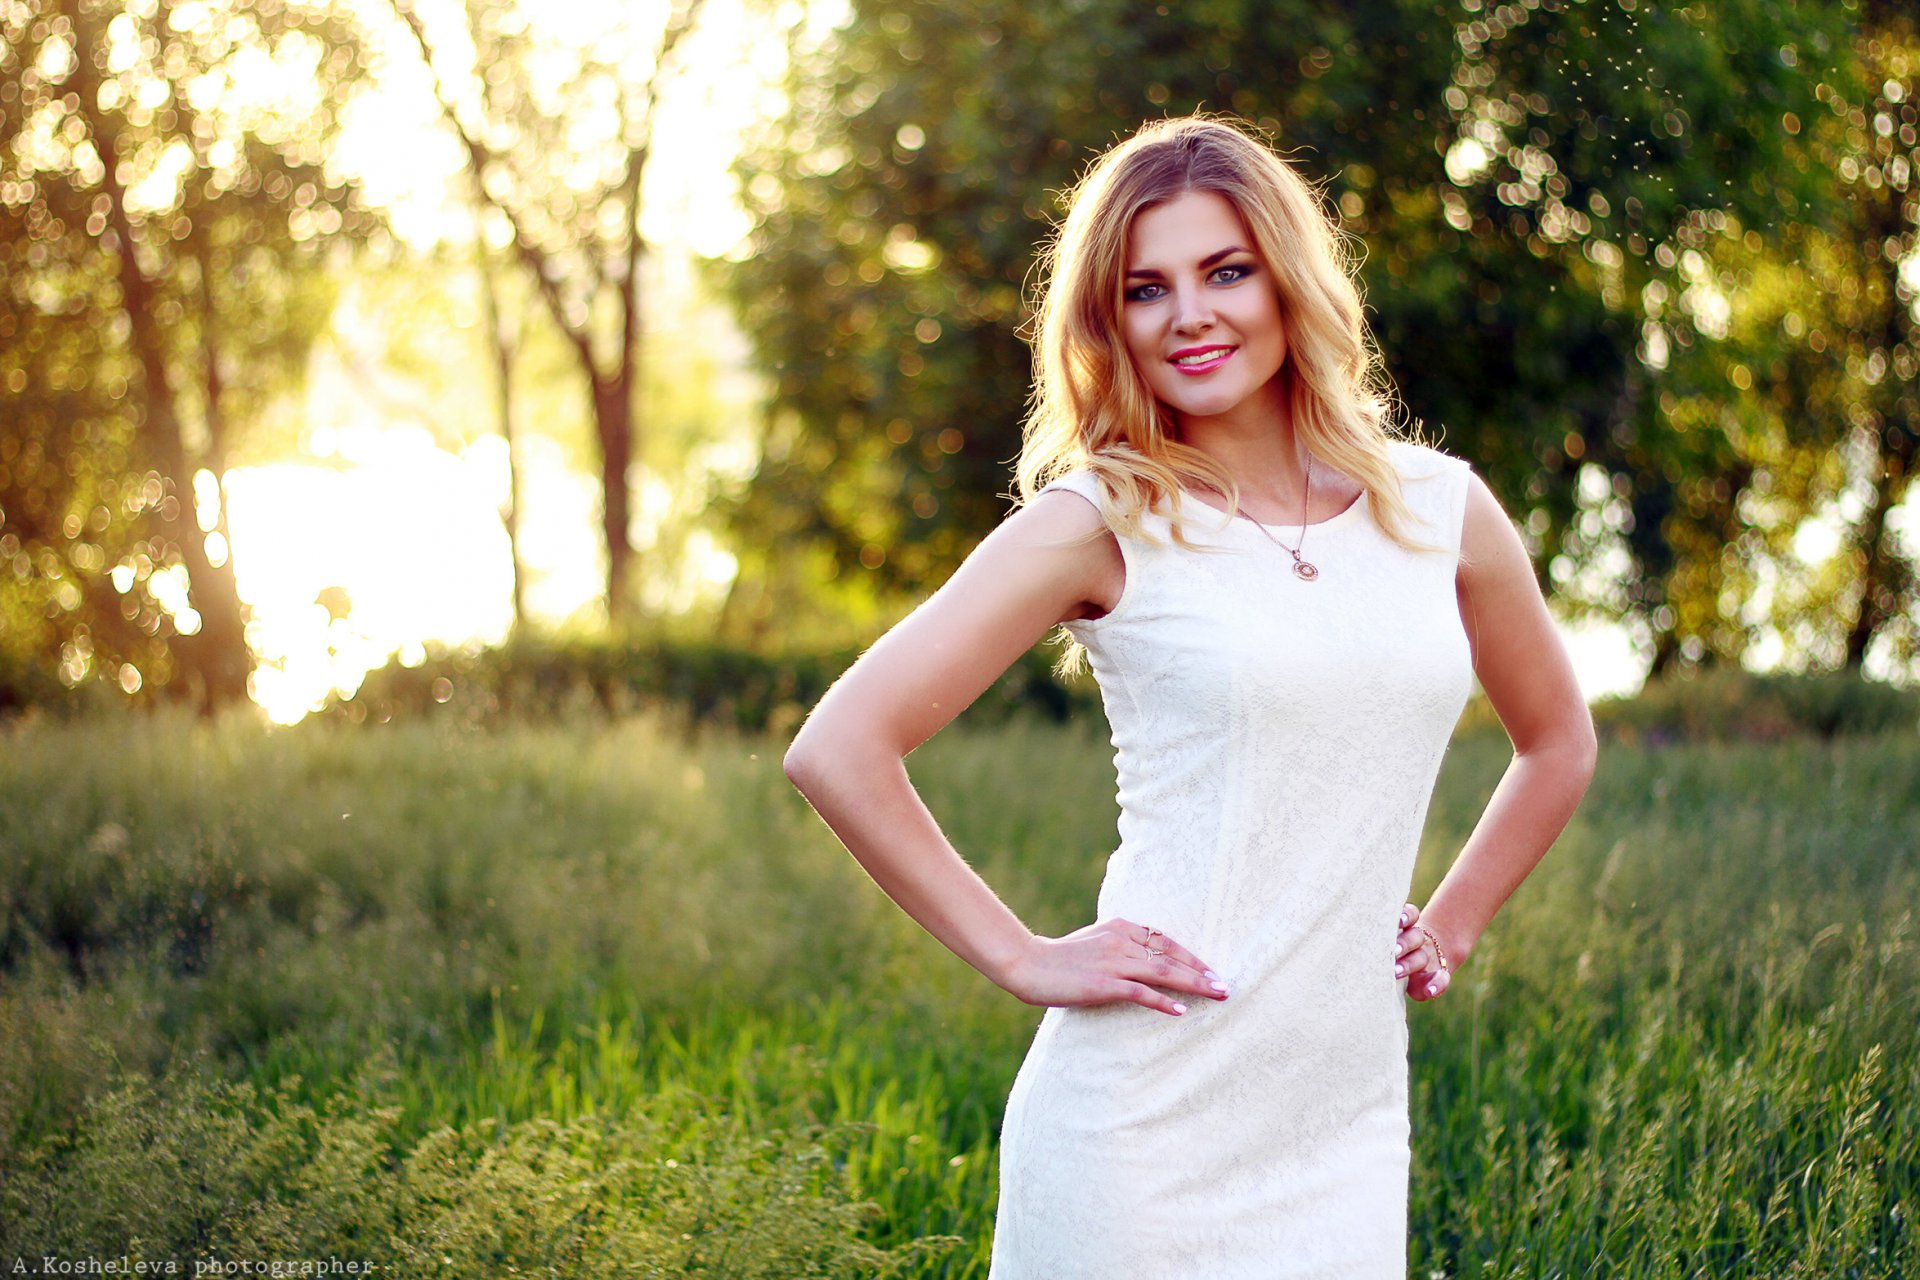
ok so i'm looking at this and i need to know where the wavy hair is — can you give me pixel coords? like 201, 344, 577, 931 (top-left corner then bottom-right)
1015, 114, 1428, 550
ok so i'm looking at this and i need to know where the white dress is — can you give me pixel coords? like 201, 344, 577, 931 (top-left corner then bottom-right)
989, 441, 1476, 1279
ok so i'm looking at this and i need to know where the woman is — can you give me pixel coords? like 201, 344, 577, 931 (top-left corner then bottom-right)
783, 115, 1596, 1277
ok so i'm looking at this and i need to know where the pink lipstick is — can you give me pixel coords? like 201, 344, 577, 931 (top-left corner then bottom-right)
1169, 344, 1236, 375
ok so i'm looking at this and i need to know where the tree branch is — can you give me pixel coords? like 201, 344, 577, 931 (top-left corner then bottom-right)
617, 0, 706, 393
387, 0, 598, 374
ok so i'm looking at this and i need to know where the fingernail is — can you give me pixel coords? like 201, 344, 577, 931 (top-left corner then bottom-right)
1394, 963, 1405, 976
1210, 980, 1228, 993
1172, 1002, 1187, 1015
1204, 969, 1221, 982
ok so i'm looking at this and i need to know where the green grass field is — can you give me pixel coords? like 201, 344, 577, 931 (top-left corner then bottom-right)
0, 709, 1914, 1276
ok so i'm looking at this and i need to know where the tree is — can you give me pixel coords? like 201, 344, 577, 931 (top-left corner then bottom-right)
1427, 0, 1861, 676
474, 222, 531, 633
722, 0, 1854, 665
390, 0, 705, 624
1, 0, 376, 709
1823, 4, 1918, 670
725, 0, 1460, 630
1617, 3, 1917, 673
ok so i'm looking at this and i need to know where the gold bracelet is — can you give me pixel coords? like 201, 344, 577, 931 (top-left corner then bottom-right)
1414, 924, 1449, 973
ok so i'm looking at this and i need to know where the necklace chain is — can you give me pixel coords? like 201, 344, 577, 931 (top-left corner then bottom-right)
1244, 454, 1321, 582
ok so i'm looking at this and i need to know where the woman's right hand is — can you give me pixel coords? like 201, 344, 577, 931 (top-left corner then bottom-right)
1001, 918, 1230, 1016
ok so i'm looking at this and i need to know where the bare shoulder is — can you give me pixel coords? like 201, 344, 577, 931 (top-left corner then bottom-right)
1449, 468, 1593, 754
1007, 485, 1111, 539
981, 488, 1125, 622
1457, 469, 1528, 586
791, 487, 1125, 757
1454, 468, 1554, 675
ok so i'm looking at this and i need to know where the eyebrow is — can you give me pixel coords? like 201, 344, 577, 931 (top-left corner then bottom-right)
1125, 246, 1251, 279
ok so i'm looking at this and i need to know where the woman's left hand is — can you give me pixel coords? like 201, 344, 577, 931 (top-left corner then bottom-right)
1393, 901, 1453, 1001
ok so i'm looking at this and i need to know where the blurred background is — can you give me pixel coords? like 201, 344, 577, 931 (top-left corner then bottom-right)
6, 6, 1920, 1275
1, 0, 1915, 722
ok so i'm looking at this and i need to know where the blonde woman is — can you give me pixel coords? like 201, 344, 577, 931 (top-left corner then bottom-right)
783, 115, 1596, 1277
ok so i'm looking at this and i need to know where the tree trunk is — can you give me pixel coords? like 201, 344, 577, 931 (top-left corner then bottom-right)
1844, 169, 1918, 670
388, 0, 699, 631
593, 373, 634, 621
1645, 629, 1680, 682
1845, 450, 1903, 669
189, 235, 250, 702
65, 0, 249, 712
476, 243, 530, 633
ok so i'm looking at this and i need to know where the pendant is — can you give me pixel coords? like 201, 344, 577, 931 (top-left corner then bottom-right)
1293, 560, 1319, 582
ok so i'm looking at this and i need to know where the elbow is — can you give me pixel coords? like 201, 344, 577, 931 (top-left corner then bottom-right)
779, 721, 898, 802
782, 714, 855, 796
783, 723, 825, 795
1514, 704, 1599, 789
1568, 707, 1600, 787
783, 703, 901, 797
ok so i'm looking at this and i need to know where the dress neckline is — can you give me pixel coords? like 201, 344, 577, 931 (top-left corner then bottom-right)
1172, 485, 1370, 534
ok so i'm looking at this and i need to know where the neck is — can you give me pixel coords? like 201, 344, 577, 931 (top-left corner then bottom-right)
1173, 380, 1308, 501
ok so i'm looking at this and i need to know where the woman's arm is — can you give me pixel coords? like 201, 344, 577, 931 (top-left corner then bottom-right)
1396, 471, 1600, 1000
783, 491, 1229, 1016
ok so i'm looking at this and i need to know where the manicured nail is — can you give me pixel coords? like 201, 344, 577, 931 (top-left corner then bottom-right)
1394, 963, 1406, 976
1204, 969, 1222, 982
1172, 1002, 1188, 1015
1210, 980, 1228, 993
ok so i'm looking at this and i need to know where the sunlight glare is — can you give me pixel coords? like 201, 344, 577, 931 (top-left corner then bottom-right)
334, 0, 778, 258
226, 428, 518, 723
1445, 138, 1492, 186
1558, 616, 1648, 700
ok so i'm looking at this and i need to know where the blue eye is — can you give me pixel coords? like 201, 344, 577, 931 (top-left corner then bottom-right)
1124, 283, 1166, 303
1213, 263, 1254, 285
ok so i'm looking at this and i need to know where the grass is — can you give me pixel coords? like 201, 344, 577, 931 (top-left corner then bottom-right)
0, 708, 1914, 1276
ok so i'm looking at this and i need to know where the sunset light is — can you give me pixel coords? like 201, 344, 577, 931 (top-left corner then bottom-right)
226, 431, 515, 724
196, 0, 783, 722
9, 3, 1920, 1270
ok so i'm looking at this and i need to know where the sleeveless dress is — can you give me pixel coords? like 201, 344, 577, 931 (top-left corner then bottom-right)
988, 440, 1476, 1279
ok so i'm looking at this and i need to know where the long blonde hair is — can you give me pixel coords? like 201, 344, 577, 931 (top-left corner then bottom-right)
1016, 114, 1427, 548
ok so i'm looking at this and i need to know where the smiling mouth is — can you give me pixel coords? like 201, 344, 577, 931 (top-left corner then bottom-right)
1170, 346, 1235, 373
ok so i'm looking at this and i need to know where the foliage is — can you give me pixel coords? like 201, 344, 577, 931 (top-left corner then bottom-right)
720, 0, 1916, 674
0, 242, 166, 696
1597, 5, 1920, 674
389, 0, 706, 622
0, 1058, 938, 1276
0, 713, 1915, 1275
1403, 0, 1865, 673
0, 0, 379, 706
314, 633, 1094, 733
1585, 663, 1920, 743
325, 634, 1920, 748
724, 0, 1463, 614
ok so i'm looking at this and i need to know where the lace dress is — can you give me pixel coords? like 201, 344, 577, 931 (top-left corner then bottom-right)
988, 441, 1476, 1278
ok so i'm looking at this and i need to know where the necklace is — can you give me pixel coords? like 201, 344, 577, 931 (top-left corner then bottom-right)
1245, 453, 1319, 581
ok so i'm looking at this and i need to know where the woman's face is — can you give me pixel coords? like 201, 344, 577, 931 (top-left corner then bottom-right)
1120, 189, 1289, 431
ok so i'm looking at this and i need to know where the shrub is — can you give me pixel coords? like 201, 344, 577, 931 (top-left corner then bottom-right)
321, 635, 1096, 734
0, 1056, 952, 1277
1589, 666, 1919, 744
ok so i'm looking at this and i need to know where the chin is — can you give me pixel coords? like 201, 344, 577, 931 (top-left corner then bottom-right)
1161, 371, 1287, 424
1161, 389, 1255, 419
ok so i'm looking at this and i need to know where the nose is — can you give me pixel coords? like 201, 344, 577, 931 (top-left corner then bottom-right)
1171, 284, 1214, 334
